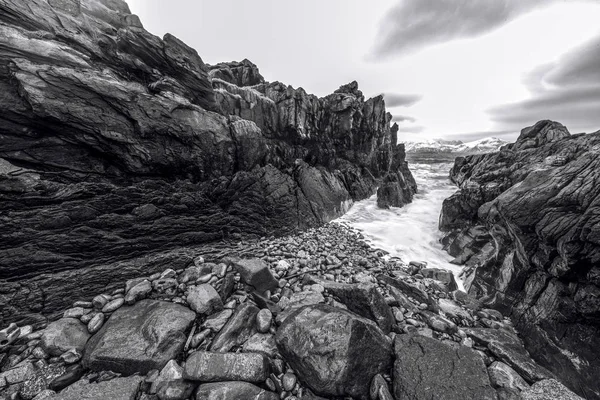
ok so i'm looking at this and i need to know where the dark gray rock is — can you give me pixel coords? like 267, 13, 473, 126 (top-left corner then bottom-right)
315, 280, 394, 333
83, 300, 195, 375
40, 318, 91, 357
210, 303, 259, 352
393, 334, 497, 400
51, 375, 143, 400
276, 304, 392, 399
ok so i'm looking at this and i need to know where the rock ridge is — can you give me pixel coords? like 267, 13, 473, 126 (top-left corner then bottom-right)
440, 120, 600, 399
0, 0, 416, 325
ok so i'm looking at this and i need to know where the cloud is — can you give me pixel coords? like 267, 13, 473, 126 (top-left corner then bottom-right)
392, 115, 417, 123
489, 34, 600, 133
370, 0, 558, 59
384, 93, 423, 107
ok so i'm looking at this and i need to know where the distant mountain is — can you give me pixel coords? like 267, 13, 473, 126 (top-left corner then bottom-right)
404, 137, 508, 154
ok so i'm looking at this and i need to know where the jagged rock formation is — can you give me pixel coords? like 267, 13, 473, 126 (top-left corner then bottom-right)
440, 120, 600, 399
0, 0, 415, 326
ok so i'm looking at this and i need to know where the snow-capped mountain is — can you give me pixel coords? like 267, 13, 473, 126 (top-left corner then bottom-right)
403, 137, 508, 154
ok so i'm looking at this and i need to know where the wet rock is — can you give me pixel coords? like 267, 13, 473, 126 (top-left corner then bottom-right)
83, 300, 195, 375
394, 334, 497, 400
102, 298, 125, 313
276, 304, 392, 399
420, 268, 458, 292
51, 375, 143, 400
316, 280, 394, 333
184, 351, 269, 383
210, 303, 259, 352
464, 328, 553, 383
0, 324, 20, 351
87, 313, 105, 334
242, 333, 278, 358
59, 349, 82, 365
255, 309, 272, 333
40, 318, 91, 357
202, 309, 233, 332
150, 360, 195, 400
378, 275, 438, 312
276, 291, 326, 324
92, 295, 111, 310
48, 364, 84, 392
521, 379, 583, 400
488, 361, 529, 392
187, 284, 223, 316
124, 280, 152, 305
193, 381, 278, 400
229, 258, 279, 293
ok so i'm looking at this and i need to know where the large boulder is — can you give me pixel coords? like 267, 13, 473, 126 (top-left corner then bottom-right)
393, 334, 497, 400
83, 300, 195, 375
276, 304, 392, 399
40, 318, 91, 357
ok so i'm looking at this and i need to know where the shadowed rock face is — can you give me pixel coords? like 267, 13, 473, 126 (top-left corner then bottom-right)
440, 120, 600, 400
0, 0, 415, 325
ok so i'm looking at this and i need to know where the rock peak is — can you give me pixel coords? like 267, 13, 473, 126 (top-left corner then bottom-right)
512, 120, 570, 151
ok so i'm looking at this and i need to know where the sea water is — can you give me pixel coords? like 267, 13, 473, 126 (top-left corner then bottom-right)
336, 153, 465, 290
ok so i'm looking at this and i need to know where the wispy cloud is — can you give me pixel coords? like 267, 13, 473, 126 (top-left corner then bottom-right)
489, 33, 600, 133
392, 115, 417, 123
397, 125, 425, 133
384, 93, 423, 107
370, 0, 567, 59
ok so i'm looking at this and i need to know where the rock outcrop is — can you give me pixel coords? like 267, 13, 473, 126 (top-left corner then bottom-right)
0, 0, 415, 326
440, 120, 600, 399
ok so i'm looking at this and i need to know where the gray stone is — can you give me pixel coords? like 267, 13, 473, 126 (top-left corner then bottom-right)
210, 303, 259, 352
83, 300, 195, 375
184, 351, 269, 383
51, 375, 143, 400
393, 334, 497, 400
464, 328, 554, 383
521, 379, 583, 400
230, 258, 279, 293
124, 280, 152, 305
242, 333, 278, 358
255, 309, 272, 333
315, 280, 394, 334
41, 318, 91, 357
193, 381, 278, 400
488, 361, 529, 392
102, 298, 125, 313
187, 284, 223, 315
276, 304, 392, 399
202, 309, 233, 332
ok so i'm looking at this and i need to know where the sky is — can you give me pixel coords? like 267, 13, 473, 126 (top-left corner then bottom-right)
126, 0, 600, 142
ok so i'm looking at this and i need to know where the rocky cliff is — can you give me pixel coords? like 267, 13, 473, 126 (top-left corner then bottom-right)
440, 120, 600, 399
0, 0, 415, 326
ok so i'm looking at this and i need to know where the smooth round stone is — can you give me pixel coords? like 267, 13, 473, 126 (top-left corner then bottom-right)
282, 373, 297, 391
102, 298, 124, 313
256, 309, 273, 334
87, 313, 105, 334
92, 294, 111, 309
197, 274, 212, 284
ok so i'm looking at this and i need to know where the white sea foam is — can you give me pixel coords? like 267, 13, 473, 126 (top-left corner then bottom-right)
336, 160, 465, 290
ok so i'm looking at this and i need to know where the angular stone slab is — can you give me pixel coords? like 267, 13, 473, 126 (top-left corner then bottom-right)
194, 381, 278, 400
52, 375, 143, 400
464, 328, 554, 383
83, 300, 195, 375
394, 334, 497, 400
184, 351, 269, 383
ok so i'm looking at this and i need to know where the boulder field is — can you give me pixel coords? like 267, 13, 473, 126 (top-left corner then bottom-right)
440, 120, 600, 399
0, 0, 416, 327
1, 224, 581, 400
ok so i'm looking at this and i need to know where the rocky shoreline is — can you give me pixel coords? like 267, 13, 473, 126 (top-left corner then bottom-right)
0, 223, 582, 400
440, 120, 600, 399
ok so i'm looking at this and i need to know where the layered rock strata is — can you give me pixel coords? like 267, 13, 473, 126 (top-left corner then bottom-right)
0, 0, 415, 325
440, 120, 600, 399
